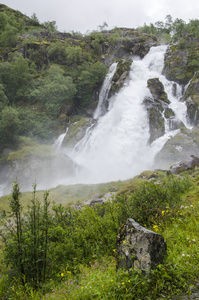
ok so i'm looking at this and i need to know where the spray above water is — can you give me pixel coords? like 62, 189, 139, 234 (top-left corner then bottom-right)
0, 46, 189, 196
53, 128, 68, 150
66, 45, 188, 184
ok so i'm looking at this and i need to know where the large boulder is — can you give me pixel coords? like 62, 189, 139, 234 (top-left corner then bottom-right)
154, 127, 199, 169
116, 218, 167, 275
170, 155, 199, 174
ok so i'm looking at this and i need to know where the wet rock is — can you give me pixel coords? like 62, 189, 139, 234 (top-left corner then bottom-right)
162, 34, 199, 85
103, 28, 158, 66
170, 155, 199, 174
181, 71, 199, 126
89, 198, 104, 206
145, 78, 178, 143
154, 127, 199, 170
63, 117, 95, 148
117, 218, 167, 275
147, 106, 165, 143
147, 78, 170, 104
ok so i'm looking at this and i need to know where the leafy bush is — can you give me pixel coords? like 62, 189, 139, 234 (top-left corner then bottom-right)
0, 183, 52, 288
118, 175, 193, 226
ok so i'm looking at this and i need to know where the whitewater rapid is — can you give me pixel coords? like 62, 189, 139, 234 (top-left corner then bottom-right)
66, 45, 187, 183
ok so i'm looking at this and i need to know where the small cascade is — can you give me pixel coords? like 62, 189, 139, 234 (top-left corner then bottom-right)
53, 128, 68, 150
194, 110, 198, 124
94, 62, 118, 119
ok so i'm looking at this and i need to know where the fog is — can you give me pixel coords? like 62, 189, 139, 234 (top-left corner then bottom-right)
1, 0, 199, 33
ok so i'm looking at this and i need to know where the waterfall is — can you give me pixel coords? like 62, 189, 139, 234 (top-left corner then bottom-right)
94, 62, 118, 119
69, 45, 188, 184
53, 127, 68, 150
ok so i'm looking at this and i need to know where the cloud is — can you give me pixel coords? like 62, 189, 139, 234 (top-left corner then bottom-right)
1, 0, 199, 33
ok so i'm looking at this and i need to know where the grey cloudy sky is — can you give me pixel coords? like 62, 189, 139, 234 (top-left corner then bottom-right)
1, 0, 199, 33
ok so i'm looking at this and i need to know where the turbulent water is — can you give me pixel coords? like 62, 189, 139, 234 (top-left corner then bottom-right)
0, 45, 189, 196
65, 45, 188, 184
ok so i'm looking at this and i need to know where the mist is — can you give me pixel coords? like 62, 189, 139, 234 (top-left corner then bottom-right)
0, 45, 190, 197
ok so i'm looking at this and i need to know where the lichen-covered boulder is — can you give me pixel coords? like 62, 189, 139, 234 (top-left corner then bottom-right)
170, 155, 199, 174
154, 127, 199, 170
117, 218, 167, 275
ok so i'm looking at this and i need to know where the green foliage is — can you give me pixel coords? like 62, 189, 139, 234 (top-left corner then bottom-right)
0, 84, 8, 110
30, 65, 76, 118
125, 175, 193, 226
42, 20, 57, 32
0, 24, 18, 47
30, 13, 40, 26
0, 12, 8, 32
0, 106, 22, 144
87, 31, 106, 54
1, 183, 52, 288
0, 54, 33, 103
0, 173, 198, 298
76, 61, 107, 107
17, 108, 52, 141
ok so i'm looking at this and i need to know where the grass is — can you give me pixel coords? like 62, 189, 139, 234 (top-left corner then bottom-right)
1, 168, 199, 299
37, 179, 199, 299
0, 171, 166, 212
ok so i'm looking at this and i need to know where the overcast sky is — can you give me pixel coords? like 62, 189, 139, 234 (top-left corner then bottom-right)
1, 0, 199, 33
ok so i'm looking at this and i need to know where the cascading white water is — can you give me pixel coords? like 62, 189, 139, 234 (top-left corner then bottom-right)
53, 128, 68, 150
0, 45, 190, 197
94, 62, 118, 119
69, 45, 188, 183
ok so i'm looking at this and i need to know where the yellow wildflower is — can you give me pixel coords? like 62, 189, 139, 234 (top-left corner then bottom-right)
61, 273, 64, 277
123, 241, 126, 244
161, 211, 165, 216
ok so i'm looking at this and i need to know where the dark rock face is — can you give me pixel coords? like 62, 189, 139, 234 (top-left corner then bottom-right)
117, 219, 167, 275
145, 78, 178, 143
170, 155, 199, 174
163, 45, 189, 85
163, 34, 199, 85
147, 78, 170, 104
103, 29, 158, 66
181, 72, 199, 126
109, 58, 132, 97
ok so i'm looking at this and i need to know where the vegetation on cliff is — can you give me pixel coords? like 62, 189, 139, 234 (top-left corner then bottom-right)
0, 6, 199, 163
1, 6, 199, 298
